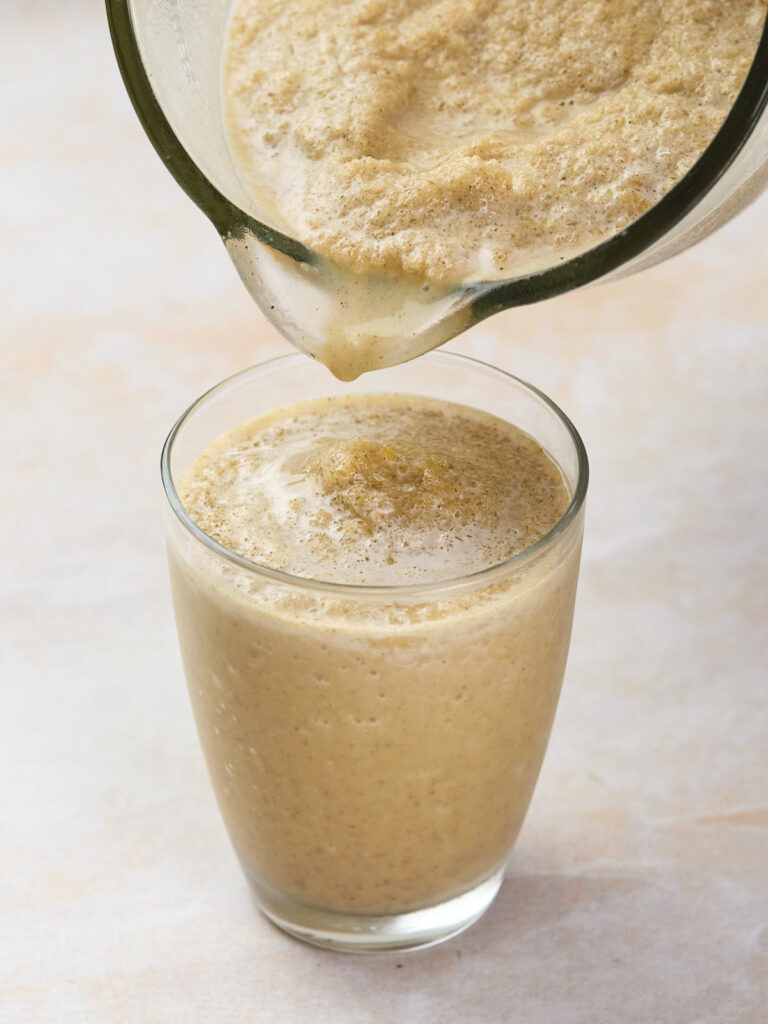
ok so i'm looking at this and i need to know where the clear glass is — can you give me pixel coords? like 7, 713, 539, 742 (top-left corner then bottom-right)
161, 352, 588, 952
108, 0, 768, 370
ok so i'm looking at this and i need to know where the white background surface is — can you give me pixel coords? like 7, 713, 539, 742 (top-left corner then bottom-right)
1, 2, 766, 1021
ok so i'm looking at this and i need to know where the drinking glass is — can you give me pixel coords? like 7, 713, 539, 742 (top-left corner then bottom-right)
161, 351, 588, 952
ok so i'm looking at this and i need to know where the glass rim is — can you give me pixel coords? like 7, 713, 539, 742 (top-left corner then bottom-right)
160, 351, 589, 597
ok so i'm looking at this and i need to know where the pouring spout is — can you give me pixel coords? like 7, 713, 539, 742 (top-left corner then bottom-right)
225, 227, 478, 381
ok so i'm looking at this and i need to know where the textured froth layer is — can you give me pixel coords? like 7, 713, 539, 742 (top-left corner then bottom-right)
178, 394, 570, 585
225, 0, 766, 283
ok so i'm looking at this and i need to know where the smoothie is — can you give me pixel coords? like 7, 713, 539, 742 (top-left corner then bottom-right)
225, 0, 767, 284
168, 392, 582, 916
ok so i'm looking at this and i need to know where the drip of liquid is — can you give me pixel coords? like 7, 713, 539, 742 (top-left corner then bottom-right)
225, 232, 478, 381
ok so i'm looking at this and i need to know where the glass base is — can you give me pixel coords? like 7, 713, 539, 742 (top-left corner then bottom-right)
247, 867, 506, 953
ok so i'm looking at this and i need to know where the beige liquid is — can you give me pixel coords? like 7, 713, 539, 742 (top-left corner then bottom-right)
225, 0, 765, 284
169, 394, 582, 914
222, 0, 766, 379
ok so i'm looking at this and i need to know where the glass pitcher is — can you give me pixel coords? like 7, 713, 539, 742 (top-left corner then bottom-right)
106, 0, 768, 376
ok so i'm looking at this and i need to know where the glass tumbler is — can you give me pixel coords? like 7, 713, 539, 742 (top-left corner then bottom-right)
161, 351, 588, 952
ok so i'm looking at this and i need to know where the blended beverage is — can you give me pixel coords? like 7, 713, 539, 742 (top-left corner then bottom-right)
168, 392, 582, 918
221, 0, 767, 379
225, 0, 766, 284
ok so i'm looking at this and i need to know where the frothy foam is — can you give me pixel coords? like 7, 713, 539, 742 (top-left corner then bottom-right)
178, 394, 571, 585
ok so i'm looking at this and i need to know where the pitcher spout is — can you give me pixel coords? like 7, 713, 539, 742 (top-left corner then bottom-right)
225, 227, 479, 380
